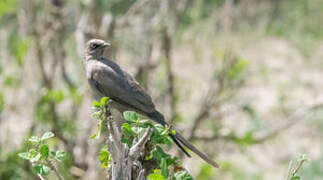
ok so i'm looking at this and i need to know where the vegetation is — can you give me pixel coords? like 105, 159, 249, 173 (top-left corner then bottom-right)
91, 97, 193, 179
1, 0, 323, 179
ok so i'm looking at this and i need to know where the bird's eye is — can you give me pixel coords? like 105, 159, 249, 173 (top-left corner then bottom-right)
90, 44, 98, 49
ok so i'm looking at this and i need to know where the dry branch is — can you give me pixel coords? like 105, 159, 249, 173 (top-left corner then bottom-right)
105, 107, 152, 180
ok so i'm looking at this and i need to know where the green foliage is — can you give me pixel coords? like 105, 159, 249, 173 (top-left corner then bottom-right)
0, 150, 25, 180
122, 110, 192, 179
93, 0, 136, 15
3, 75, 20, 87
68, 88, 83, 105
0, 92, 5, 113
99, 145, 112, 169
180, 0, 225, 27
148, 169, 165, 180
18, 131, 66, 177
296, 156, 323, 179
32, 164, 50, 176
266, 0, 323, 56
44, 90, 65, 103
174, 170, 194, 180
41, 132, 55, 141
52, 150, 66, 162
233, 131, 256, 146
197, 164, 214, 180
286, 154, 309, 180
150, 146, 178, 178
0, 0, 16, 17
91, 97, 193, 179
58, 117, 78, 135
36, 89, 65, 123
90, 97, 113, 139
8, 32, 32, 66
227, 59, 249, 80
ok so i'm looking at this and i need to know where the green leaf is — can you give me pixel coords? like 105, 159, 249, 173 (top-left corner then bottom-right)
29, 149, 37, 157
18, 152, 30, 160
123, 111, 139, 122
227, 59, 249, 79
150, 125, 173, 146
44, 90, 65, 103
161, 159, 169, 178
152, 146, 171, 162
99, 146, 111, 169
41, 132, 55, 141
197, 164, 214, 179
40, 144, 49, 159
291, 176, 300, 180
54, 151, 66, 162
28, 136, 40, 143
93, 100, 101, 108
8, 33, 31, 66
136, 119, 153, 128
132, 127, 146, 137
172, 130, 176, 135
174, 170, 194, 180
298, 154, 309, 162
147, 169, 165, 180
91, 111, 102, 118
50, 150, 56, 157
97, 120, 102, 139
29, 153, 41, 163
0, 0, 17, 17
33, 164, 50, 176
100, 97, 109, 105
90, 133, 98, 139
122, 123, 135, 136
68, 88, 83, 105
4, 75, 19, 87
235, 131, 255, 145
0, 92, 5, 113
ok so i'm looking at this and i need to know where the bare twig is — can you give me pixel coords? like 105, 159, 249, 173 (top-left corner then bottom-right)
285, 155, 308, 180
253, 102, 323, 143
162, 27, 177, 123
46, 159, 62, 180
193, 102, 323, 144
37, 174, 45, 180
130, 128, 152, 158
106, 110, 121, 154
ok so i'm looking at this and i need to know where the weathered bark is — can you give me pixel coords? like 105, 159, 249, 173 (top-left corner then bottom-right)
105, 107, 151, 180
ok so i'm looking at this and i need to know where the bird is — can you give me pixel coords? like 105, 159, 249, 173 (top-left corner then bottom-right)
84, 39, 219, 168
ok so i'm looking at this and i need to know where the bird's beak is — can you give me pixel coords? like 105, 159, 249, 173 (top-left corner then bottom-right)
103, 42, 111, 48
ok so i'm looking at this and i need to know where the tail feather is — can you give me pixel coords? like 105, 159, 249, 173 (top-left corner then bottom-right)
148, 110, 219, 168
147, 111, 191, 157
173, 132, 219, 168
169, 134, 191, 157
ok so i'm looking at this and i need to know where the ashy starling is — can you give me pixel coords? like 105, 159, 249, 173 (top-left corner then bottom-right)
84, 39, 219, 168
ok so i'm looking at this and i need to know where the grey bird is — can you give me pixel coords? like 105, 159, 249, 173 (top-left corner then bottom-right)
84, 39, 219, 168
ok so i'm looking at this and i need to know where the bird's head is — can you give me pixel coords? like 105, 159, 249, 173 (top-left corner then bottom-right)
85, 39, 110, 60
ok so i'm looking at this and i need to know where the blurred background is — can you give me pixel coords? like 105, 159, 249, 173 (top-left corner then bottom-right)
1, 0, 323, 179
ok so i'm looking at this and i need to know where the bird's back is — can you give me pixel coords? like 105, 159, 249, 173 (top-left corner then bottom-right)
86, 57, 156, 115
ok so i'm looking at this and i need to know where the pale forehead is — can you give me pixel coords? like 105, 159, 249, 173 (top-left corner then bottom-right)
87, 39, 105, 45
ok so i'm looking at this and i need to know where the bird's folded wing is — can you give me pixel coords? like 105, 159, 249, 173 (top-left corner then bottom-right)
91, 65, 155, 114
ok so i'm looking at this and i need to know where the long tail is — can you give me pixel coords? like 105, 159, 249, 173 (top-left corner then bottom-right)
148, 111, 219, 168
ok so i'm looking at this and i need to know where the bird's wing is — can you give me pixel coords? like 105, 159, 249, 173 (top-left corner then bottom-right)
90, 59, 156, 114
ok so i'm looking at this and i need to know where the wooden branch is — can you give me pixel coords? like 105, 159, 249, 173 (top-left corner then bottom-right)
37, 174, 45, 180
130, 128, 152, 159
104, 107, 152, 180
193, 102, 323, 144
46, 159, 62, 180
252, 102, 323, 143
